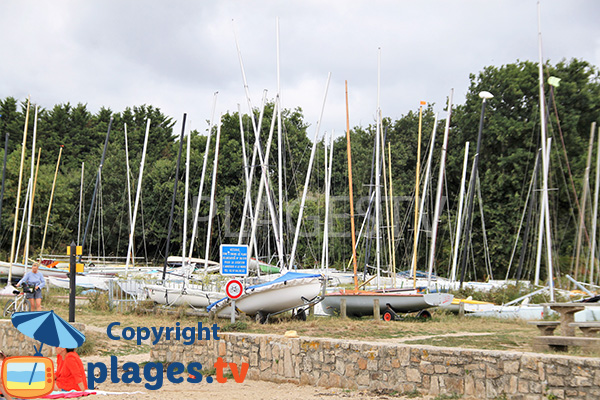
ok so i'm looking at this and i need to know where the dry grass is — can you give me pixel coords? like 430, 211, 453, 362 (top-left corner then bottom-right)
3, 293, 599, 358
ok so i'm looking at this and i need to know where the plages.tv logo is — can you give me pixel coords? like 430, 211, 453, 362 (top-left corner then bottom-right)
2, 310, 84, 399
87, 321, 250, 390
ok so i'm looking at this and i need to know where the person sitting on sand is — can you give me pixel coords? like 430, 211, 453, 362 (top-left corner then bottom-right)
54, 347, 87, 392
0, 350, 14, 400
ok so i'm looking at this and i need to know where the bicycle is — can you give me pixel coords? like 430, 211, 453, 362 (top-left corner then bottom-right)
3, 286, 31, 317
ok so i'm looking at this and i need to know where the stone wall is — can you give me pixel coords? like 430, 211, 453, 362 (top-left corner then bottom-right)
151, 332, 600, 400
0, 319, 85, 357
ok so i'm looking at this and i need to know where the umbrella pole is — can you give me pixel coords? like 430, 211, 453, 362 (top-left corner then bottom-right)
28, 343, 43, 386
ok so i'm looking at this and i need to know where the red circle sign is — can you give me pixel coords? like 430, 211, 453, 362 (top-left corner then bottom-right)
225, 279, 244, 300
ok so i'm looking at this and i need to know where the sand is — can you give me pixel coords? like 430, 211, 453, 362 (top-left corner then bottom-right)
79, 353, 435, 400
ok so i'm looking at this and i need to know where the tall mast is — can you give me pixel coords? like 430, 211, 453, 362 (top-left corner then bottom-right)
450, 142, 469, 283
428, 90, 454, 287
412, 101, 425, 288
40, 146, 63, 259
535, 0, 554, 301
126, 119, 151, 274
162, 114, 186, 279
203, 115, 222, 270
288, 74, 330, 270
8, 97, 30, 282
589, 126, 600, 284
189, 93, 217, 260
82, 116, 113, 255
345, 81, 359, 292
276, 17, 285, 263
24, 106, 39, 266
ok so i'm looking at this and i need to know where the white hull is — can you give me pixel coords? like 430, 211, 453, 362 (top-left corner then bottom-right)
48, 275, 113, 291
145, 283, 223, 308
209, 272, 324, 317
321, 291, 454, 317
0, 261, 68, 279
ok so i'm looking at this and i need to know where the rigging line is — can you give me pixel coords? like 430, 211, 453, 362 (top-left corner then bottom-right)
506, 150, 540, 280
476, 172, 493, 280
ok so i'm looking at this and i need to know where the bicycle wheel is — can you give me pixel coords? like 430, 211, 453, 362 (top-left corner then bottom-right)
3, 299, 16, 317
17, 298, 31, 313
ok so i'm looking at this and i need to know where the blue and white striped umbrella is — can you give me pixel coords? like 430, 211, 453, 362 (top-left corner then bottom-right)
11, 310, 85, 350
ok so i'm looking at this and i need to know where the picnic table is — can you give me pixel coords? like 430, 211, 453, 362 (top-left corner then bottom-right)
531, 302, 600, 352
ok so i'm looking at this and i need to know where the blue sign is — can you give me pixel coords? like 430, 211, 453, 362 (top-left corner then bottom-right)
220, 245, 249, 276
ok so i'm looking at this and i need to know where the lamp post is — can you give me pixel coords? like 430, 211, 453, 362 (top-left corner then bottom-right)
459, 91, 493, 288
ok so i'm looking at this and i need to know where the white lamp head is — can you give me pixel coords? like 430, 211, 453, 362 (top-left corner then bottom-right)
479, 91, 494, 100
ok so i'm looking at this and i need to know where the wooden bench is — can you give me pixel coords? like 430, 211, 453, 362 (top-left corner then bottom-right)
533, 335, 600, 352
568, 322, 600, 337
528, 320, 560, 335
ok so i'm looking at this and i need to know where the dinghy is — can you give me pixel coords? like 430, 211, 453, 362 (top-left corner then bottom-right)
207, 271, 324, 322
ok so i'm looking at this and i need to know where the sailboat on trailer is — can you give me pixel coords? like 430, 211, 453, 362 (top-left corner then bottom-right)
321, 78, 453, 318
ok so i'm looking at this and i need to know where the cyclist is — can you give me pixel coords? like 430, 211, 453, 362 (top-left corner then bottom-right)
16, 262, 45, 311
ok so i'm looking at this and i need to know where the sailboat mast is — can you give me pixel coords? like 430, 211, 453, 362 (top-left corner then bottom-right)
82, 116, 113, 256
40, 146, 63, 259
0, 132, 8, 234
162, 114, 186, 279
450, 142, 469, 283
412, 102, 425, 288
289, 74, 331, 270
589, 126, 600, 284
126, 119, 151, 274
536, 0, 554, 301
276, 18, 285, 264
24, 106, 39, 266
189, 93, 217, 259
428, 90, 454, 288
8, 97, 30, 282
388, 143, 397, 287
203, 115, 222, 270
345, 81, 359, 292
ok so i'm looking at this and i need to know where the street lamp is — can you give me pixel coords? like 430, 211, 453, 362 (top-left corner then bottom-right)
459, 91, 494, 288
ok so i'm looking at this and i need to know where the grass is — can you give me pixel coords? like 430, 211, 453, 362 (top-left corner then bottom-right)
3, 285, 598, 358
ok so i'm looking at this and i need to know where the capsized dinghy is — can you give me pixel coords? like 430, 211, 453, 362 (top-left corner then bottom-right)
207, 271, 324, 322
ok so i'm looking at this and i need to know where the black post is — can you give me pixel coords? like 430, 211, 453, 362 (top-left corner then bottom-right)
459, 93, 492, 288
81, 117, 113, 256
0, 132, 8, 232
69, 241, 76, 322
162, 114, 187, 280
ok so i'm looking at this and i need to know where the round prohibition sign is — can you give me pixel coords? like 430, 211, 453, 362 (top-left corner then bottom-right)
225, 279, 244, 300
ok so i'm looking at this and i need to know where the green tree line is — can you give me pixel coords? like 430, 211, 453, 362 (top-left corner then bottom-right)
0, 58, 598, 284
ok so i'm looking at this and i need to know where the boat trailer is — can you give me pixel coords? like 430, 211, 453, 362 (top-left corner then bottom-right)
254, 293, 324, 324
382, 303, 432, 321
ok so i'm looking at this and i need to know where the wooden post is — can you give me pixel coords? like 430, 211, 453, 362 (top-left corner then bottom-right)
374, 299, 380, 320
458, 301, 465, 318
340, 298, 347, 319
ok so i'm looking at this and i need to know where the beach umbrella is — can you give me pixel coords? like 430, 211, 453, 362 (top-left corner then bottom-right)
11, 310, 86, 354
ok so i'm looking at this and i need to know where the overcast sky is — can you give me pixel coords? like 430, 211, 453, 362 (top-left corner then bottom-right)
1, 1, 598, 140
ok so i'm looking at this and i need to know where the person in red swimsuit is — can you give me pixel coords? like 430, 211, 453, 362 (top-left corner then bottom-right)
54, 348, 87, 392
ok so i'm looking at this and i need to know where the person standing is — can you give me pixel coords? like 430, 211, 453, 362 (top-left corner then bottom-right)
16, 262, 45, 311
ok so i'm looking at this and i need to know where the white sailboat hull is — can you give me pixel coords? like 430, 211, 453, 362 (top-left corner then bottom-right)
145, 283, 224, 308
209, 272, 324, 317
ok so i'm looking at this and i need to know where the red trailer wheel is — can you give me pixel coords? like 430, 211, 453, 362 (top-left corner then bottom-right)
383, 312, 392, 321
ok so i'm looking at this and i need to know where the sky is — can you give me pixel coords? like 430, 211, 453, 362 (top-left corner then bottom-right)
1, 0, 599, 140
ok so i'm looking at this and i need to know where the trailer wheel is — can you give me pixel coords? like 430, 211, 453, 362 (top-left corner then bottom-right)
295, 308, 307, 321
416, 309, 432, 319
255, 311, 267, 324
383, 312, 393, 322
